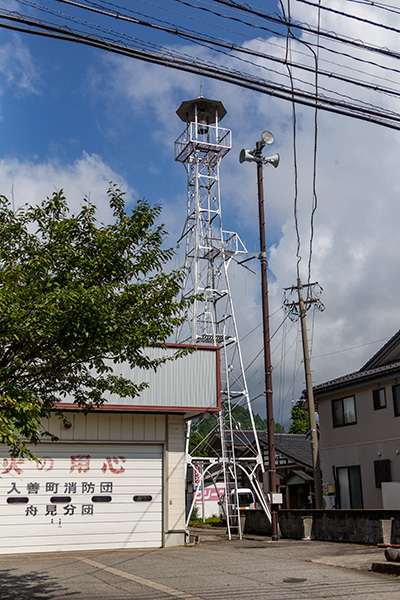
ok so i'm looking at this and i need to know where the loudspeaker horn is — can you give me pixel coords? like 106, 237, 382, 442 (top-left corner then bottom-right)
264, 153, 280, 168
261, 130, 274, 145
239, 149, 256, 163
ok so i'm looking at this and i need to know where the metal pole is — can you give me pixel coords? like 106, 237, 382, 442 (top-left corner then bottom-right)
298, 280, 323, 509
256, 141, 279, 541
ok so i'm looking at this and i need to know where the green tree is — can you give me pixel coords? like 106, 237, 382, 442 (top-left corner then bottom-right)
0, 186, 192, 457
188, 430, 209, 457
193, 405, 285, 442
274, 421, 285, 434
288, 404, 310, 434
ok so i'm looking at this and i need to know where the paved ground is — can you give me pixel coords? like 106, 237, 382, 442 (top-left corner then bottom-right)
0, 531, 399, 600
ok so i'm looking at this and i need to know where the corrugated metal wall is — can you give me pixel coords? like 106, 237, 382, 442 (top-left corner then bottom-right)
58, 346, 219, 409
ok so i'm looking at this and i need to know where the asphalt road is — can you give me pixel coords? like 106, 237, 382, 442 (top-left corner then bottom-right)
0, 535, 399, 600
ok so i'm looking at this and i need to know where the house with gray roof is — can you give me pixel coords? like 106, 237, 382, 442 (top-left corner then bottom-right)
313, 329, 400, 509
208, 430, 314, 508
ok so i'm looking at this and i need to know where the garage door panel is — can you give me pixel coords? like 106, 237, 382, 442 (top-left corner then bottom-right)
0, 507, 163, 526
0, 532, 164, 552
0, 444, 163, 554
0, 520, 164, 536
1, 497, 163, 514
0, 536, 164, 553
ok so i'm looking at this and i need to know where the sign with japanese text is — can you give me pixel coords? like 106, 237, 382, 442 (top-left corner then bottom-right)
0, 443, 163, 554
1, 453, 127, 520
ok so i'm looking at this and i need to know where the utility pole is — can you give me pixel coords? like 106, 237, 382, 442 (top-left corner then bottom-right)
256, 141, 279, 540
284, 279, 324, 509
239, 131, 280, 540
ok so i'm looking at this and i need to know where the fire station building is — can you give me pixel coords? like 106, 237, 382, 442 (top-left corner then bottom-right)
0, 345, 219, 554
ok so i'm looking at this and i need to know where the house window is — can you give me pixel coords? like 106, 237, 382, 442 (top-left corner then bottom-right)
332, 396, 356, 427
374, 459, 391, 488
337, 466, 363, 508
393, 385, 400, 417
373, 388, 386, 410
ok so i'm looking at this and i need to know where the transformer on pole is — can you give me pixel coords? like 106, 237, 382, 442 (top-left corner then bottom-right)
174, 96, 271, 538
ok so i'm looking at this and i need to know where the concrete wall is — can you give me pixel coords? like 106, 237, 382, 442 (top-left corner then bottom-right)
244, 509, 400, 545
243, 509, 272, 536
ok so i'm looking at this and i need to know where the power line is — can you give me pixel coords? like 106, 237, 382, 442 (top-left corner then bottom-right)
17, 0, 400, 99
211, 0, 400, 61
345, 0, 399, 13
187, 0, 400, 85
29, 0, 400, 102
2, 11, 400, 130
9, 0, 400, 122
311, 337, 390, 359
172, 0, 400, 85
298, 0, 400, 35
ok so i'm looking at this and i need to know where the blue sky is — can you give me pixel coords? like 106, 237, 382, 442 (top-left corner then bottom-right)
1, 1, 400, 429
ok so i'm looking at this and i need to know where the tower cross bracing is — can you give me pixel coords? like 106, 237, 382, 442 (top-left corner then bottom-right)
174, 96, 271, 538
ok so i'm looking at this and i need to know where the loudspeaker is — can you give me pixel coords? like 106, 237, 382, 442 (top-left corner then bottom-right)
264, 153, 280, 168
239, 149, 256, 163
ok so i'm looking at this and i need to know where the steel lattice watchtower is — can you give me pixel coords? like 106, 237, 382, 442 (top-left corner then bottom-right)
174, 96, 271, 538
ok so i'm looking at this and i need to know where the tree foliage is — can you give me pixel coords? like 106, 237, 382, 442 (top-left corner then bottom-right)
188, 431, 209, 457
288, 404, 310, 434
190, 405, 285, 456
0, 185, 191, 456
274, 421, 285, 434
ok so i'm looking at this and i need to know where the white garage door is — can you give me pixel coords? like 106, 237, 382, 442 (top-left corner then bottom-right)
0, 444, 163, 554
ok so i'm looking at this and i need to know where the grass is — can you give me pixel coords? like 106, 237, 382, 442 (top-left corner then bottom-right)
189, 514, 224, 528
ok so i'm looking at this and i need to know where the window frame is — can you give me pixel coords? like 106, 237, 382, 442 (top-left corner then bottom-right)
392, 384, 400, 417
373, 388, 387, 410
332, 395, 357, 428
337, 465, 363, 509
374, 459, 391, 488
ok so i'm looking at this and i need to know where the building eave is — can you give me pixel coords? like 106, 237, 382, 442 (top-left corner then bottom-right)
313, 361, 400, 399
361, 329, 400, 371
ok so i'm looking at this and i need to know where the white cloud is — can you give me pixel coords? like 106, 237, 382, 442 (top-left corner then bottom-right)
0, 34, 40, 96
0, 153, 135, 221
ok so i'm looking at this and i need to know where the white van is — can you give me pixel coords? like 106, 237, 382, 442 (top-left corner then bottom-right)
219, 488, 256, 523
234, 488, 257, 510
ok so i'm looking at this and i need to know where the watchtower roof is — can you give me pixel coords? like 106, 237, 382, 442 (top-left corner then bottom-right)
176, 96, 227, 124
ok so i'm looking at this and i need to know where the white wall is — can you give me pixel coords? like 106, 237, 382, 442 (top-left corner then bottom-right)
28, 411, 186, 547
165, 414, 186, 546
318, 380, 400, 509
382, 482, 400, 509
43, 411, 167, 442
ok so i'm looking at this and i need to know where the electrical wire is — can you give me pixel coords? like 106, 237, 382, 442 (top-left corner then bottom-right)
171, 0, 400, 93
18, 0, 400, 107
298, 0, 400, 35
345, 0, 398, 10
278, 0, 320, 289
344, 0, 400, 17
311, 336, 390, 359
277, 313, 287, 425
67, 0, 400, 87
210, 0, 400, 61
307, 0, 320, 287
3, 5, 400, 130
13, 0, 400, 107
